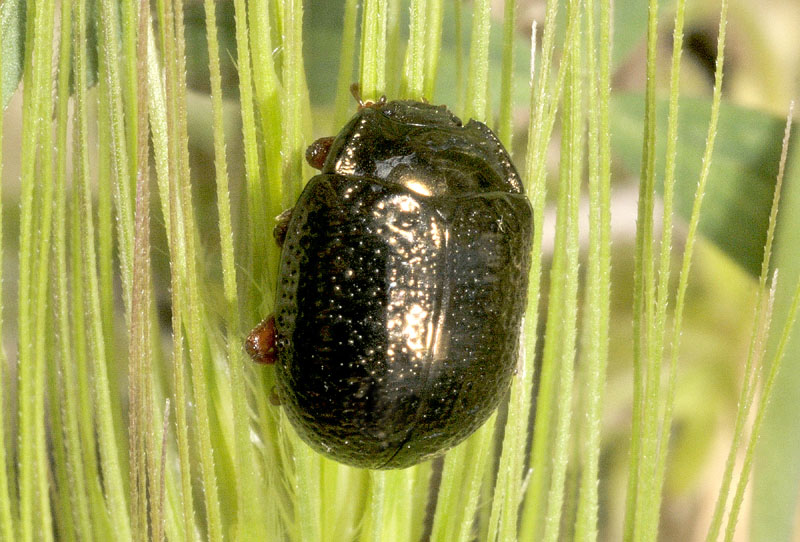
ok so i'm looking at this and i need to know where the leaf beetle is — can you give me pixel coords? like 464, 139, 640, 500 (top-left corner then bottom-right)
246, 87, 533, 469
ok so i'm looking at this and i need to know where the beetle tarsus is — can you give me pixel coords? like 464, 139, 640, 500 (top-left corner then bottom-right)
269, 386, 282, 406
306, 136, 335, 170
273, 209, 293, 247
245, 316, 277, 364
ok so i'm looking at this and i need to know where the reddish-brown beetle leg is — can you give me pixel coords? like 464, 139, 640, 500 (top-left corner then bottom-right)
273, 208, 293, 247
269, 386, 282, 406
245, 316, 277, 364
305, 136, 335, 170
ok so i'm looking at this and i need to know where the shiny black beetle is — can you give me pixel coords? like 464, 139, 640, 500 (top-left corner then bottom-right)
247, 90, 533, 469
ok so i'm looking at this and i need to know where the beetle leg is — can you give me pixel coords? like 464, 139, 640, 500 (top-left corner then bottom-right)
305, 136, 335, 170
245, 315, 277, 364
350, 83, 366, 107
269, 386, 282, 406
273, 208, 293, 247
350, 82, 386, 109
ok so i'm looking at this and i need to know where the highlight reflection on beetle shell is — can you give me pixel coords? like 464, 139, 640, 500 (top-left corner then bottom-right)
274, 101, 533, 469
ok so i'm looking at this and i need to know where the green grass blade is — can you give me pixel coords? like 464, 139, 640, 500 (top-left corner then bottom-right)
48, 349, 75, 542
334, 0, 360, 126
70, 112, 115, 542
727, 257, 800, 541
430, 418, 497, 542
138, 9, 168, 540
364, 471, 386, 542
96, 23, 120, 452
657, 0, 730, 537
32, 32, 57, 542
278, 3, 324, 539
280, 0, 309, 231
453, 0, 464, 110
648, 1, 727, 538
232, 0, 267, 311
751, 103, 800, 542
402, 0, 427, 98
454, 417, 497, 542
542, 13, 581, 539
54, 215, 95, 541
128, 40, 150, 542
53, 0, 94, 537
497, 0, 515, 146
121, 0, 139, 187
319, 460, 364, 541
130, 2, 162, 539
643, 0, 688, 535
96, 0, 132, 468
385, 467, 419, 542
292, 445, 322, 541
0, 2, 14, 538
430, 446, 467, 541
422, 0, 443, 99
97, 0, 134, 315
515, 17, 548, 541
411, 462, 432, 542
144, 27, 197, 537
487, 382, 519, 542
138, 59, 185, 540
74, 0, 132, 536
238, 0, 289, 507
382, 470, 404, 542
573, 0, 612, 539
96, 37, 115, 363
248, 0, 284, 300
205, 0, 271, 538
155, 400, 171, 542
464, 0, 489, 121
487, 9, 537, 542
519, 3, 579, 537
17, 1, 56, 539
729, 280, 800, 540
487, 338, 528, 542
623, 0, 660, 536
360, 0, 387, 99
649, 0, 688, 495
164, 0, 225, 537
49, 14, 79, 540
708, 105, 793, 542
385, 0, 404, 98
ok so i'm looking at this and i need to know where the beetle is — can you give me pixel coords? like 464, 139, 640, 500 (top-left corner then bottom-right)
246, 88, 533, 469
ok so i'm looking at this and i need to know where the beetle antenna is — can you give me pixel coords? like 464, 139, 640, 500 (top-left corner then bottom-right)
351, 83, 387, 109
350, 83, 366, 108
